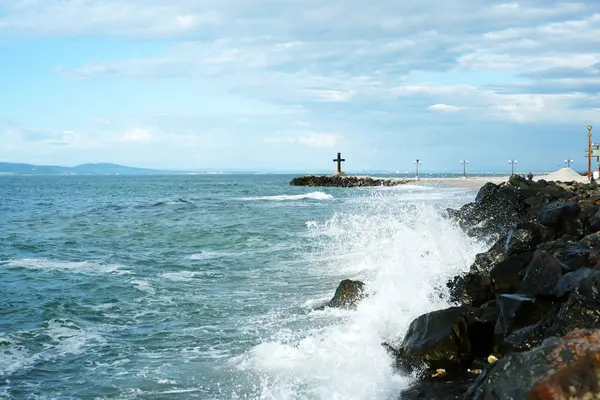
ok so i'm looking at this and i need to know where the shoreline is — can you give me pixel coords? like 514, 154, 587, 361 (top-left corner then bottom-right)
291, 168, 589, 190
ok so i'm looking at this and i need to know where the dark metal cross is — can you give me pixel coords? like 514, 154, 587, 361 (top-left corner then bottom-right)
333, 152, 345, 173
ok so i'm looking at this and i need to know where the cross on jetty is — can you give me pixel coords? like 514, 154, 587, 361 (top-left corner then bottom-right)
333, 152, 345, 174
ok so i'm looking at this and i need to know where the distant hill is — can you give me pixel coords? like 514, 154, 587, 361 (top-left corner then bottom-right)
0, 162, 168, 175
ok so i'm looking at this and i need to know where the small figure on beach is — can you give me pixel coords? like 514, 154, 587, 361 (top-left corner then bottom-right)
521, 173, 525, 179
527, 172, 533, 181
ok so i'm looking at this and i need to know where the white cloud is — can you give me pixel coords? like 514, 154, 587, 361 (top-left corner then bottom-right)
2, 0, 600, 171
428, 104, 466, 112
264, 132, 340, 148
122, 127, 154, 142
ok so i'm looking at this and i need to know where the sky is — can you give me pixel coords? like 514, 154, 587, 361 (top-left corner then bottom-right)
0, 0, 599, 173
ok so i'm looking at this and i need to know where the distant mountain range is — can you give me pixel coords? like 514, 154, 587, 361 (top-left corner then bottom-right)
0, 162, 169, 175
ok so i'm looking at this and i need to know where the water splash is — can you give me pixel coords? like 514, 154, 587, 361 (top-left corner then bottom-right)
232, 188, 486, 399
240, 192, 334, 201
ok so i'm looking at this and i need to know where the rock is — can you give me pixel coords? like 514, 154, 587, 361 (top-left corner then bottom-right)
518, 251, 565, 298
475, 183, 499, 203
557, 269, 596, 298
448, 273, 492, 307
552, 246, 600, 271
501, 307, 560, 353
504, 222, 548, 257
528, 329, 600, 400
465, 301, 498, 359
495, 294, 547, 338
396, 307, 470, 375
289, 175, 408, 187
323, 279, 366, 309
581, 233, 600, 249
467, 331, 600, 400
399, 373, 479, 400
465, 336, 561, 399
549, 270, 600, 335
447, 185, 526, 238
490, 252, 533, 295
580, 205, 600, 232
536, 202, 582, 237
403, 180, 600, 399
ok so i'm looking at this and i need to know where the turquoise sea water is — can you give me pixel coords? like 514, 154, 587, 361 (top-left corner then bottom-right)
0, 175, 487, 399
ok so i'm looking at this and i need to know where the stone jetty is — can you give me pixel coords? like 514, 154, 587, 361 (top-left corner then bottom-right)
290, 174, 409, 187
319, 175, 600, 399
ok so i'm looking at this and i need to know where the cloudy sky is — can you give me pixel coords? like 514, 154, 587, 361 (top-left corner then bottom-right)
0, 0, 599, 172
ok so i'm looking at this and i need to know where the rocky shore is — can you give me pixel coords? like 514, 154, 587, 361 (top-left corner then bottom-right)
320, 175, 600, 399
290, 175, 409, 187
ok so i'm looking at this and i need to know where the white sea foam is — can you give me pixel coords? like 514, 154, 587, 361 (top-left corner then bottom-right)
160, 270, 209, 281
241, 192, 334, 201
2, 258, 128, 275
233, 188, 485, 399
45, 319, 106, 356
186, 251, 240, 260
132, 280, 155, 294
0, 337, 32, 377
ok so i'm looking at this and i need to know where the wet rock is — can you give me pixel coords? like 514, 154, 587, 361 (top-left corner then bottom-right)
557, 269, 596, 298
495, 294, 548, 338
475, 182, 499, 203
465, 301, 498, 360
447, 185, 526, 238
501, 307, 560, 353
470, 237, 507, 274
465, 336, 561, 400
518, 251, 565, 298
399, 373, 479, 400
581, 233, 600, 249
323, 279, 365, 309
537, 201, 582, 237
580, 205, 600, 232
490, 251, 533, 295
289, 175, 408, 187
549, 271, 600, 335
528, 329, 600, 400
504, 222, 548, 257
552, 246, 600, 271
396, 307, 470, 374
468, 330, 600, 400
448, 273, 492, 307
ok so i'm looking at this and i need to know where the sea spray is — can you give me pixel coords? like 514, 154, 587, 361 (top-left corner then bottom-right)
1, 175, 483, 399
233, 187, 487, 399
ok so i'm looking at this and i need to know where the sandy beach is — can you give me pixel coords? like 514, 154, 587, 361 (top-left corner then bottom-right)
368, 167, 590, 190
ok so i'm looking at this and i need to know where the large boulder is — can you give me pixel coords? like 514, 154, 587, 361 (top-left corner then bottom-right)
548, 270, 600, 335
537, 202, 582, 237
490, 251, 533, 295
518, 250, 565, 298
466, 330, 600, 400
395, 307, 471, 375
319, 279, 366, 309
495, 294, 545, 338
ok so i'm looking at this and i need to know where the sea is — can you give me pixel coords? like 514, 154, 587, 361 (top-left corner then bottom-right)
0, 174, 489, 400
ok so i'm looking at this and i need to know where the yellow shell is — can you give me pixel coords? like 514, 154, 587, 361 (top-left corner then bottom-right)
431, 369, 446, 378
468, 369, 482, 375
487, 355, 499, 364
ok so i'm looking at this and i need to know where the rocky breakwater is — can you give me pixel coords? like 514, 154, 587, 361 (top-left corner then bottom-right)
318, 175, 600, 399
290, 175, 409, 187
393, 175, 600, 399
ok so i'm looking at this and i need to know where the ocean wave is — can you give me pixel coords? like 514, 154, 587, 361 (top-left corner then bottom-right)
186, 251, 240, 261
159, 270, 213, 281
2, 258, 129, 275
151, 198, 195, 207
232, 189, 486, 399
240, 192, 334, 201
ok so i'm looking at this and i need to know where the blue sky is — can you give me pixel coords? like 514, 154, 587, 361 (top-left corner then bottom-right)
0, 1, 599, 173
